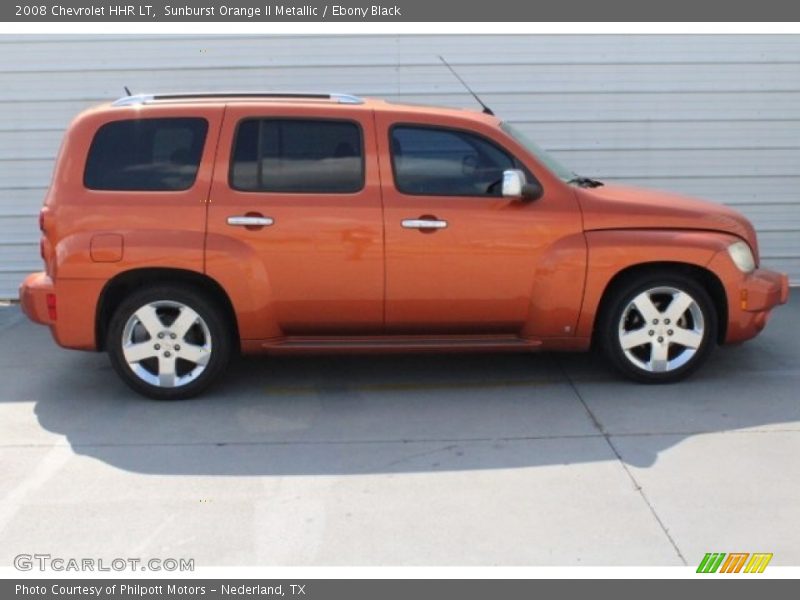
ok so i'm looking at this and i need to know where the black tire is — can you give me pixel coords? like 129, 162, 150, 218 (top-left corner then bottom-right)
106, 285, 231, 400
598, 274, 717, 383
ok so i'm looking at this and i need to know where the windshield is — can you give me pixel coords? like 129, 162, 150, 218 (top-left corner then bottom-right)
500, 122, 575, 182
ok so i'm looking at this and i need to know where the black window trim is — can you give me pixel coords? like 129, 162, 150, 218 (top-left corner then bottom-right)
228, 116, 366, 195
388, 122, 541, 199
83, 116, 209, 192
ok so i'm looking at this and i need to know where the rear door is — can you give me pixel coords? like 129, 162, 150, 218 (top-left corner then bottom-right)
206, 104, 384, 335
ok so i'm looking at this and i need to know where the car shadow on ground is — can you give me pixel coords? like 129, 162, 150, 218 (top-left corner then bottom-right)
1, 299, 797, 476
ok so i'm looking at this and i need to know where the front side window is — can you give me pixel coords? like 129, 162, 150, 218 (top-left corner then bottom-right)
390, 125, 518, 197
230, 119, 364, 193
84, 118, 208, 191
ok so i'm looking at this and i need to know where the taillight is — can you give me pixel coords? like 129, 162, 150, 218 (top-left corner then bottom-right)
39, 206, 51, 233
46, 293, 57, 321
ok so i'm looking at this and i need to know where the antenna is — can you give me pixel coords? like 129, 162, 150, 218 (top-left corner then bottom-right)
438, 55, 494, 116
124, 86, 132, 96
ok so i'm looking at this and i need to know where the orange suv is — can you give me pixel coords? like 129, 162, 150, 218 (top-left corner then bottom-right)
19, 92, 790, 399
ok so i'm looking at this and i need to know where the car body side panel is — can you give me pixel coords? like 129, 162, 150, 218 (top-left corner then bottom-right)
54, 229, 209, 280
35, 103, 226, 350
206, 103, 385, 338
520, 231, 588, 339
576, 229, 734, 340
203, 231, 283, 341
51, 278, 106, 349
47, 104, 223, 278
373, 108, 585, 335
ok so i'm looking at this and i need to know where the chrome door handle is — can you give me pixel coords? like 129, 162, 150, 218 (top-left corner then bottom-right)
227, 215, 274, 227
401, 218, 448, 230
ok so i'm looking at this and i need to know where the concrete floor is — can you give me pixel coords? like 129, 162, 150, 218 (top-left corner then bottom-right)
0, 297, 797, 567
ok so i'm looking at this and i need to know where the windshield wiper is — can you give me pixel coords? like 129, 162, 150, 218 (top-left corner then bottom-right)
567, 175, 604, 188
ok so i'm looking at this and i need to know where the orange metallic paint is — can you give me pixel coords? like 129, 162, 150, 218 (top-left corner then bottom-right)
206, 104, 385, 337
578, 184, 759, 254
18, 96, 789, 357
575, 229, 734, 340
706, 250, 790, 343
20, 272, 53, 326
23, 102, 225, 349
373, 109, 586, 335
520, 232, 588, 341
89, 233, 124, 263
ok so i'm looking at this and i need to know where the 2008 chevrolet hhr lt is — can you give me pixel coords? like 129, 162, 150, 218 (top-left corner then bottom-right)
19, 92, 789, 399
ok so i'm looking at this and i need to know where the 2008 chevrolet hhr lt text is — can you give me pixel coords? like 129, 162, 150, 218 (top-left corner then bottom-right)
19, 92, 789, 399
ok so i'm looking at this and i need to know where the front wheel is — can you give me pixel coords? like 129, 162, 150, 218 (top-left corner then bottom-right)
107, 286, 231, 399
599, 275, 718, 383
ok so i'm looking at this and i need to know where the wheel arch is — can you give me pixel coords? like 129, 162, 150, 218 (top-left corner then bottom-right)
592, 261, 728, 347
95, 267, 239, 351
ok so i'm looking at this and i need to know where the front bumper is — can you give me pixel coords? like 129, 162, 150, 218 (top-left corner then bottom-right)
708, 256, 790, 343
19, 271, 55, 326
740, 269, 790, 311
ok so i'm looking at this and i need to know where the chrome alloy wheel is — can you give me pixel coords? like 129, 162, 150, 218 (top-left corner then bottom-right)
121, 300, 212, 388
617, 286, 705, 373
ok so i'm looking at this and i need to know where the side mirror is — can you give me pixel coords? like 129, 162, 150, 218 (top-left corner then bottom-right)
501, 169, 543, 202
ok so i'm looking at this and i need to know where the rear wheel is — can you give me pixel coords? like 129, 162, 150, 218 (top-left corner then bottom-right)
107, 286, 231, 399
599, 275, 717, 383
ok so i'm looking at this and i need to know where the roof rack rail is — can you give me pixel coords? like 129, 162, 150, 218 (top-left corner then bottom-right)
112, 92, 364, 107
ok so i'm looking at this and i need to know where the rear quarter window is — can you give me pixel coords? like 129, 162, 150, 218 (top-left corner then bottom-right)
84, 117, 208, 191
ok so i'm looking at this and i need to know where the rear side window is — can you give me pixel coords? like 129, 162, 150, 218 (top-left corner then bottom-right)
84, 118, 208, 191
230, 119, 364, 193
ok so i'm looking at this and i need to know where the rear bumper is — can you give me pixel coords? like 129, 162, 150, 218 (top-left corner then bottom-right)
19, 271, 54, 326
19, 272, 103, 350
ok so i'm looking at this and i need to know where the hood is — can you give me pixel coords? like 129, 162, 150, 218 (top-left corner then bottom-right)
577, 184, 759, 257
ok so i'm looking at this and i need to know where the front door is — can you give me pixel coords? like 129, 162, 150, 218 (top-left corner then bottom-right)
207, 105, 384, 336
376, 114, 581, 335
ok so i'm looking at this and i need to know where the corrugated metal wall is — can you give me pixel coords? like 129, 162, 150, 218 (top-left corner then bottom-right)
1, 34, 799, 297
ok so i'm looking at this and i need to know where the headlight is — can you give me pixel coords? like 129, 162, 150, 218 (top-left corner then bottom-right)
727, 241, 756, 273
